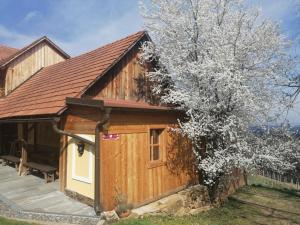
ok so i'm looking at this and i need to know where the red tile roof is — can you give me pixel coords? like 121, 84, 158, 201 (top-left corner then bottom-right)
0, 45, 19, 64
0, 31, 148, 119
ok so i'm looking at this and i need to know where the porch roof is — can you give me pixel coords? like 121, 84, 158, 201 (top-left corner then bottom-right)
0, 31, 149, 120
101, 98, 174, 111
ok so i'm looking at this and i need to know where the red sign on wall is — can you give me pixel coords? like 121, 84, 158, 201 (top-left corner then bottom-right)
102, 134, 120, 141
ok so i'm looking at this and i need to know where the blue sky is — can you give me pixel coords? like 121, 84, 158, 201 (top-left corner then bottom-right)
0, 0, 299, 122
0, 0, 143, 55
0, 0, 298, 55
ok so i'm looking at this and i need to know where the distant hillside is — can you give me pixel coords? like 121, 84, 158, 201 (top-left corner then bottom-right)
251, 125, 300, 139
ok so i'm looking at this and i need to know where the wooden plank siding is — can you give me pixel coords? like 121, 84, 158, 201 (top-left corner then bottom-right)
0, 69, 6, 96
60, 35, 196, 210
62, 107, 196, 210
4, 41, 65, 95
85, 43, 153, 103
16, 122, 61, 168
100, 110, 196, 211
60, 106, 102, 192
63, 106, 102, 134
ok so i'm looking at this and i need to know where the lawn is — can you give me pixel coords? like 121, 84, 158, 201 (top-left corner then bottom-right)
113, 175, 300, 225
0, 217, 39, 225
0, 175, 299, 225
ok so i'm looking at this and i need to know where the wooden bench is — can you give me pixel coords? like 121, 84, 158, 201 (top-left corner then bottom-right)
0, 141, 21, 170
0, 155, 20, 170
24, 162, 56, 183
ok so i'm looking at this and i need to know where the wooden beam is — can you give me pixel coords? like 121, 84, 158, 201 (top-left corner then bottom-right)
66, 97, 104, 109
59, 133, 68, 191
0, 117, 54, 124
18, 123, 27, 175
34, 123, 37, 152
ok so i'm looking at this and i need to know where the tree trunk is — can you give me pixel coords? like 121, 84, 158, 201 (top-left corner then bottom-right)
198, 169, 221, 204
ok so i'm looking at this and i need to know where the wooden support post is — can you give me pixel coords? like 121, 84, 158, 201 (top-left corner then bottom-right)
59, 119, 68, 191
18, 123, 28, 176
21, 142, 27, 164
0, 124, 2, 155
34, 123, 37, 152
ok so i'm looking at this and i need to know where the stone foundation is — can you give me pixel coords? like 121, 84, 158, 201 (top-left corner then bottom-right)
65, 189, 94, 207
131, 171, 246, 217
131, 184, 212, 217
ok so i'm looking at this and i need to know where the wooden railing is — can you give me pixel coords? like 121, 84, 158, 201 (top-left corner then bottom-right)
258, 169, 300, 189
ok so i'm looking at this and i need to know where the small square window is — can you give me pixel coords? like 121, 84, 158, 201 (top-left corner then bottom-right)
150, 129, 163, 162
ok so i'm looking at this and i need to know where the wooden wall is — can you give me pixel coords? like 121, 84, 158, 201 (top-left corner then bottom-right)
36, 122, 60, 147
24, 122, 60, 167
85, 44, 153, 103
4, 41, 66, 95
0, 69, 6, 96
100, 110, 196, 210
61, 39, 195, 210
0, 123, 18, 155
63, 106, 102, 134
61, 107, 196, 211
60, 106, 101, 192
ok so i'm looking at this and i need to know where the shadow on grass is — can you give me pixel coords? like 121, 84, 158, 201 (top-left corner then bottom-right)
113, 196, 300, 225
228, 194, 300, 225
249, 184, 300, 198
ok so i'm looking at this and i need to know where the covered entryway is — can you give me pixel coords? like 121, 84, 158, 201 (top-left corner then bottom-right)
0, 121, 60, 182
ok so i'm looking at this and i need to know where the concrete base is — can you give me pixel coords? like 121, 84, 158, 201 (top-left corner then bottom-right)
0, 165, 101, 224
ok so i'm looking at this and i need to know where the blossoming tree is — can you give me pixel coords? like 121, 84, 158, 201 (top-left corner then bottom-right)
140, 0, 299, 201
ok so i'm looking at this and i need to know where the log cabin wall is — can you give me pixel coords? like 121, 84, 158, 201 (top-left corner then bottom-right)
4, 41, 66, 95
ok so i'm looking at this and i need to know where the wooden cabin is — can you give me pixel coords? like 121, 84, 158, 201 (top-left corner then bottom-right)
0, 31, 196, 213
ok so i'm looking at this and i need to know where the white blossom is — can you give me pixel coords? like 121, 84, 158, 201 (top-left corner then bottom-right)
140, 0, 299, 186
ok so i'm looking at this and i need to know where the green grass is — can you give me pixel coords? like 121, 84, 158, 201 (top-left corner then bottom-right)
1, 175, 299, 225
113, 175, 300, 225
0, 217, 40, 225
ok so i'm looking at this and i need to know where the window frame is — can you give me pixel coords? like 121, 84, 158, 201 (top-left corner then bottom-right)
148, 127, 165, 168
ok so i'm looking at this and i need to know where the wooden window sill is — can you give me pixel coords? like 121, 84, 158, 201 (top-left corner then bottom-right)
147, 161, 166, 169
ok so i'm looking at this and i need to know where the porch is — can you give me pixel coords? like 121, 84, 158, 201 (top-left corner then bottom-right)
0, 163, 95, 216
0, 122, 60, 183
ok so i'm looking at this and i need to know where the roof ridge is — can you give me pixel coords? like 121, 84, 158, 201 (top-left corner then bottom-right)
77, 30, 147, 98
72, 30, 146, 59
37, 30, 147, 71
